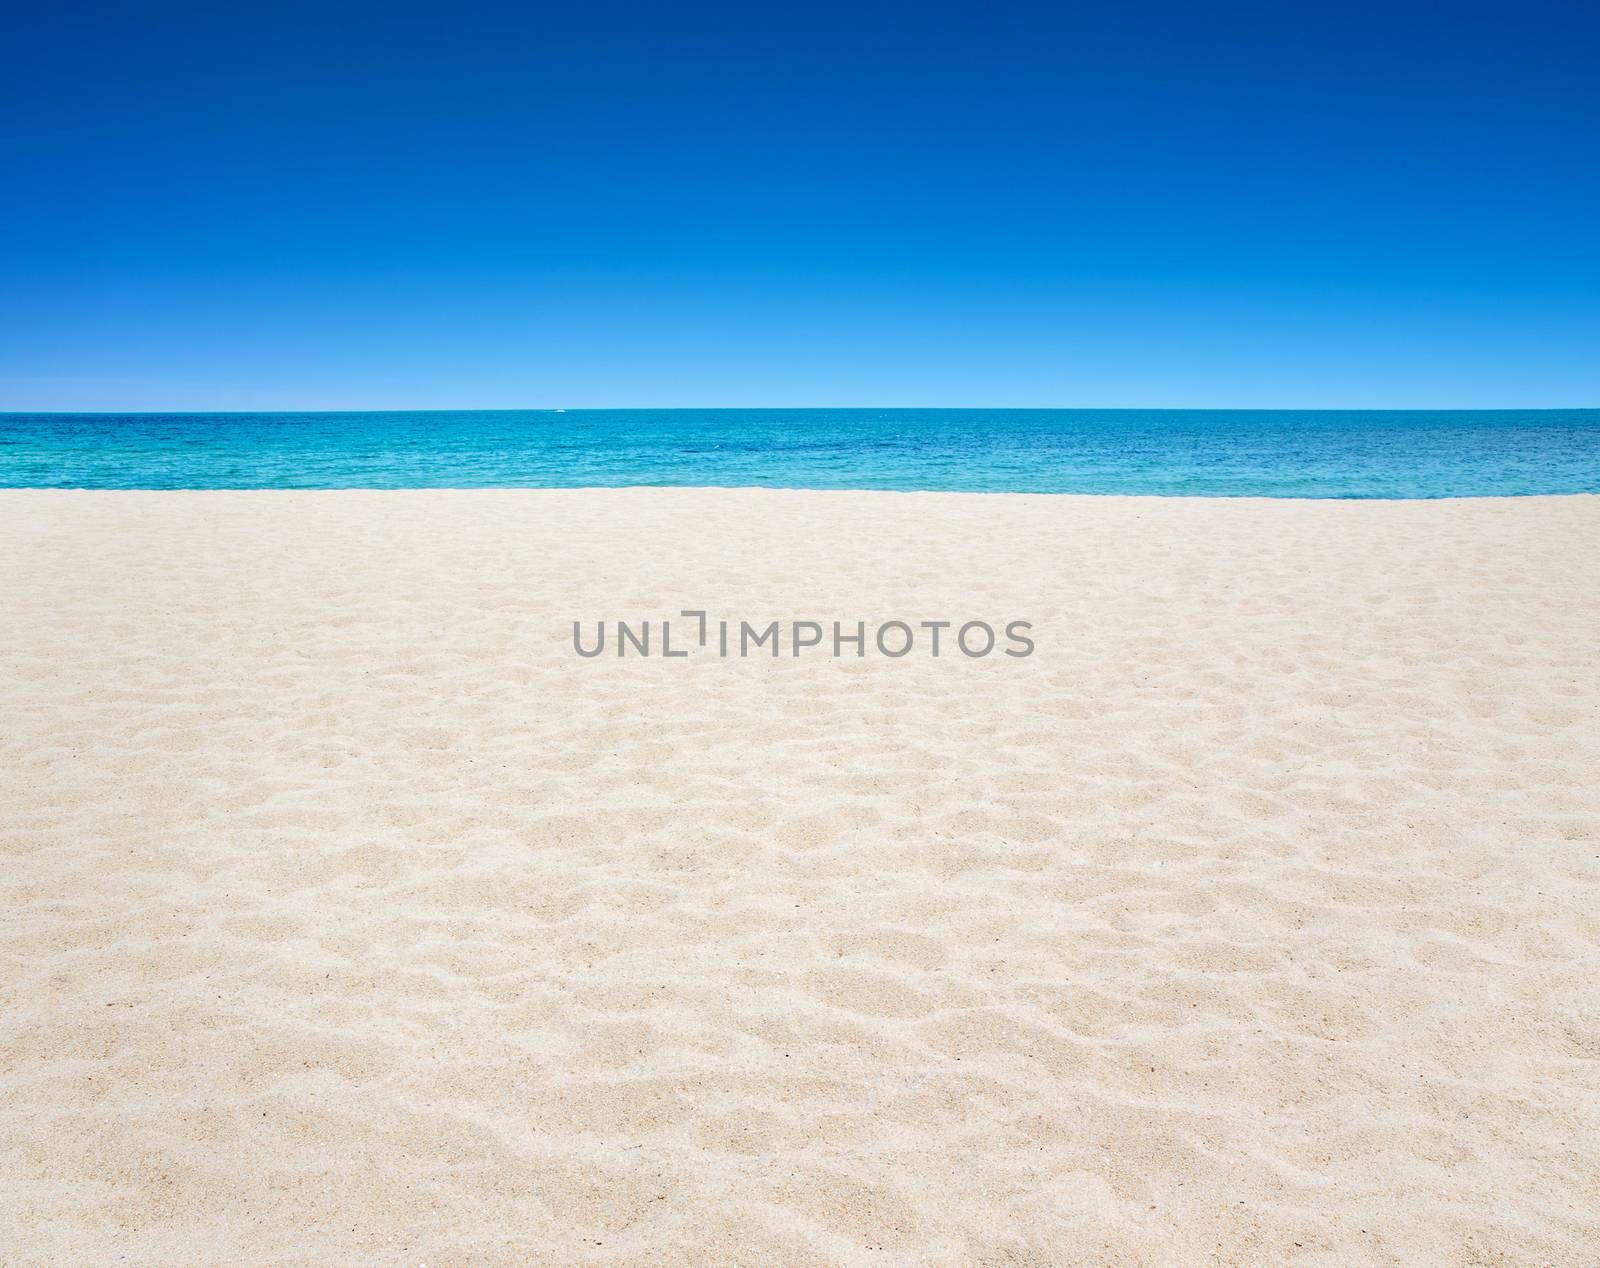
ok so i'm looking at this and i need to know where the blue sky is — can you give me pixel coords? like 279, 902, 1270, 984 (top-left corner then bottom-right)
3, 0, 1597, 409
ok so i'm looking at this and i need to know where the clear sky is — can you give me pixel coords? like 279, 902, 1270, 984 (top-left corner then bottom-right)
3, 0, 1597, 410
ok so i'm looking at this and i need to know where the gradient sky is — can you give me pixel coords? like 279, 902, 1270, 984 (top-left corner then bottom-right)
3, 0, 1597, 410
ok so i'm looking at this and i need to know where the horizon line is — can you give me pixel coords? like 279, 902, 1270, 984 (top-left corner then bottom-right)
4, 404, 1599, 415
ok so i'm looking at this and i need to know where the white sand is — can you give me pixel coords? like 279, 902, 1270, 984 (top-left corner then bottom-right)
2, 489, 1597, 1266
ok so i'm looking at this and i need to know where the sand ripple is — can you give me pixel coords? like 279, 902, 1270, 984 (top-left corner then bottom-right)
2, 490, 1598, 1264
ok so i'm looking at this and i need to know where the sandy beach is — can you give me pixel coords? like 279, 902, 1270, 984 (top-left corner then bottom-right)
2, 488, 1597, 1265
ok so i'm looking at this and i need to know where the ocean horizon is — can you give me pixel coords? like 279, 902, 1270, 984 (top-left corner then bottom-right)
3, 407, 1598, 498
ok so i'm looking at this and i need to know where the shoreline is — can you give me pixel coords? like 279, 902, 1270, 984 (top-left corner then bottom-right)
5, 484, 1598, 500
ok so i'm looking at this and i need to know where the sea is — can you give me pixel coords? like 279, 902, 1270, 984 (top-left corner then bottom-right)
1, 409, 1596, 497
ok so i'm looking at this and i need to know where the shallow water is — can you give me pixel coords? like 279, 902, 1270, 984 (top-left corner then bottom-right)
2, 408, 1596, 496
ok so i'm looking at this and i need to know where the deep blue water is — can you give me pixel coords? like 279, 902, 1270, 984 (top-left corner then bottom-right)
1, 409, 1596, 497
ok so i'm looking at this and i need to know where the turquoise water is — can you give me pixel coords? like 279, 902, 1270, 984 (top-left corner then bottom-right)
1, 409, 1596, 497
